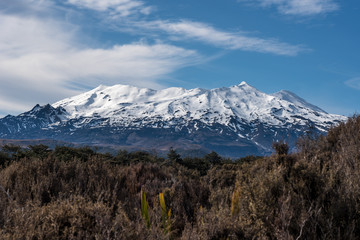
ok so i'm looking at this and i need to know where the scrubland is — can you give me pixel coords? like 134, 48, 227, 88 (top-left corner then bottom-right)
0, 116, 360, 239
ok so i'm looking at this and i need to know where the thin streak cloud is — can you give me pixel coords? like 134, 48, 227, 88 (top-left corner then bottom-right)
64, 0, 306, 56
134, 20, 307, 56
239, 0, 339, 16
66, 0, 152, 16
345, 77, 360, 90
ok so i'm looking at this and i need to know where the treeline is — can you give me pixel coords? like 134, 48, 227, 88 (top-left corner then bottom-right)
0, 116, 359, 239
0, 144, 260, 175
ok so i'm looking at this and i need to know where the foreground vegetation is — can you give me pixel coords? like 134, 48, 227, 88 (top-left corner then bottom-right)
0, 116, 359, 239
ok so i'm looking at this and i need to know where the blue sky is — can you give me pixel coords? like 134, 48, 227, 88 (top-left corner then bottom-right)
0, 0, 359, 117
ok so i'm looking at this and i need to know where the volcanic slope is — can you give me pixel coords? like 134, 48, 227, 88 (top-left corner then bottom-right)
0, 82, 346, 157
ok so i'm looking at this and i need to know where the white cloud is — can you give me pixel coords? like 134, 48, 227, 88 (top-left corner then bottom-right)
345, 77, 360, 90
0, 14, 74, 57
133, 20, 306, 56
240, 0, 339, 16
65, 0, 304, 56
0, 0, 52, 14
67, 0, 151, 17
0, 14, 200, 116
0, 0, 310, 117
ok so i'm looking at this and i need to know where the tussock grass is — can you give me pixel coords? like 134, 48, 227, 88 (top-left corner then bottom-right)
0, 115, 360, 239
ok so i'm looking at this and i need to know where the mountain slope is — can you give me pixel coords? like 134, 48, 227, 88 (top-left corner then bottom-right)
272, 90, 326, 113
0, 82, 347, 157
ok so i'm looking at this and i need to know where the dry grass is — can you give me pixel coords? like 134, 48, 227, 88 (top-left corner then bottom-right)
1, 116, 360, 239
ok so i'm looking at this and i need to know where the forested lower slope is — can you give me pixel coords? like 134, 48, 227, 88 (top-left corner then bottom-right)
0, 116, 359, 239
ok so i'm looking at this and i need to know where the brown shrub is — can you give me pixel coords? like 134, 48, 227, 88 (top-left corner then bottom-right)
1, 116, 360, 239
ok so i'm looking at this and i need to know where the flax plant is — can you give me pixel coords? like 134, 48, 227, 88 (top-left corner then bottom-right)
141, 186, 151, 229
159, 192, 171, 233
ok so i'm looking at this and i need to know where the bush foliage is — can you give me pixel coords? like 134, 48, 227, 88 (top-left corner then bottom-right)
0, 116, 360, 239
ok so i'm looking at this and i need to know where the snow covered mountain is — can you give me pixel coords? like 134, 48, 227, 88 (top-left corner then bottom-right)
0, 82, 347, 157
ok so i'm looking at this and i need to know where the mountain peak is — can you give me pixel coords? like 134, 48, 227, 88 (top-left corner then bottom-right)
93, 84, 109, 91
239, 81, 249, 86
30, 104, 41, 112
233, 81, 258, 90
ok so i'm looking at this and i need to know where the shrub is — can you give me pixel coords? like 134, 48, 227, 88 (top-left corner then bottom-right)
1, 116, 360, 239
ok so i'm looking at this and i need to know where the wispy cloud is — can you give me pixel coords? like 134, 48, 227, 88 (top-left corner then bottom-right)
240, 0, 339, 16
65, 0, 306, 56
0, 0, 53, 14
130, 20, 307, 56
345, 77, 360, 90
67, 0, 152, 17
0, 13, 200, 116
